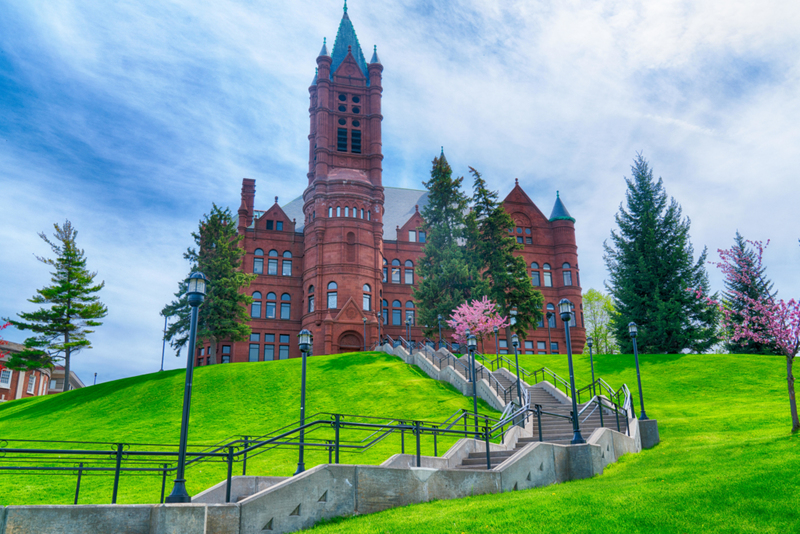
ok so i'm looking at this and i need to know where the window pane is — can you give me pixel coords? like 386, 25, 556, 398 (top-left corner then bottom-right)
351, 129, 361, 153
563, 271, 572, 286
280, 334, 290, 343
280, 303, 291, 320
382, 267, 388, 283
254, 258, 263, 274
532, 272, 540, 286
266, 220, 274, 230
405, 269, 414, 284
405, 310, 415, 325
249, 344, 259, 362
544, 272, 552, 287
392, 268, 400, 283
328, 281, 337, 290
266, 302, 276, 319
418, 231, 426, 243
265, 334, 275, 342
524, 341, 533, 349
499, 339, 508, 348
281, 293, 291, 301
382, 308, 388, 324
269, 249, 278, 257
360, 209, 364, 218
551, 342, 559, 353
525, 237, 532, 244
537, 341, 546, 350
328, 292, 338, 309
392, 309, 401, 326
517, 236, 523, 243
308, 295, 315, 313
250, 333, 260, 342
363, 294, 371, 311
251, 302, 261, 318
345, 207, 349, 217
264, 344, 275, 361
268, 259, 278, 275
408, 231, 416, 242
337, 128, 348, 151
276, 221, 283, 231
279, 345, 290, 360
222, 345, 231, 354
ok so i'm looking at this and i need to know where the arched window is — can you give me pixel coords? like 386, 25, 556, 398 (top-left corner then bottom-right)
327, 282, 338, 309
255, 249, 264, 256
360, 208, 364, 219
336, 206, 341, 217
251, 292, 262, 318
308, 285, 315, 313
269, 250, 278, 256
282, 251, 292, 276
382, 299, 389, 325
530, 262, 540, 287
392, 299, 402, 325
546, 303, 556, 328
391, 259, 401, 283
254, 253, 264, 274
562, 262, 572, 286
362, 284, 372, 311
543, 263, 552, 287
266, 292, 277, 319
531, 262, 539, 269
404, 260, 414, 285
405, 301, 415, 325
345, 206, 349, 217
382, 258, 388, 283
367, 210, 371, 221
328, 207, 333, 217
280, 293, 291, 320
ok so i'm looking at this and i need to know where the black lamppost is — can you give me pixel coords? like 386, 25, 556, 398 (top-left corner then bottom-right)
546, 312, 554, 353
295, 329, 312, 475
628, 322, 648, 420
466, 330, 478, 434
559, 298, 584, 445
437, 314, 442, 349
493, 325, 499, 356
362, 317, 367, 351
587, 336, 596, 397
165, 272, 207, 503
405, 317, 411, 348
510, 334, 523, 410
378, 302, 383, 345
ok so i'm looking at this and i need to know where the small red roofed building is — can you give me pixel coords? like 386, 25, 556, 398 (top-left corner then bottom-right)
0, 341, 52, 402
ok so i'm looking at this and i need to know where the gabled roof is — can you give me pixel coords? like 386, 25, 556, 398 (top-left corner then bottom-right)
549, 191, 575, 222
330, 3, 369, 80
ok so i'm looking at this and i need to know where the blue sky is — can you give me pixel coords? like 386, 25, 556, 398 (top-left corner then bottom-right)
2, 0, 799, 382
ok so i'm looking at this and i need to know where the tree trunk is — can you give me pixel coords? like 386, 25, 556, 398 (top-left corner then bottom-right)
63, 335, 71, 393
787, 354, 799, 433
209, 337, 217, 365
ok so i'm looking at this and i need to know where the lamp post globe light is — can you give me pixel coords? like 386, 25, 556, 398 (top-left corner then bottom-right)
295, 329, 312, 475
559, 298, 584, 445
628, 322, 648, 420
466, 330, 479, 434
587, 336, 596, 397
493, 325, 499, 356
511, 334, 523, 417
362, 317, 367, 351
165, 272, 207, 503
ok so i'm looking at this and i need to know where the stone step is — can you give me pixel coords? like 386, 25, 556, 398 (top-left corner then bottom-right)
466, 450, 516, 459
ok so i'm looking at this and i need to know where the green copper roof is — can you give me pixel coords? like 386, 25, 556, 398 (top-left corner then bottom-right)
330, 4, 369, 80
549, 191, 575, 222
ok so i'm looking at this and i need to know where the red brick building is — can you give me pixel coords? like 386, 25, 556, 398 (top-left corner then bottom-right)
0, 341, 51, 402
196, 6, 585, 365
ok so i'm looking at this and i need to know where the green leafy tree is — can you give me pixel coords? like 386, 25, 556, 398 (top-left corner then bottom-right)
604, 154, 719, 354
4, 221, 107, 391
414, 152, 481, 333
162, 205, 256, 364
465, 167, 543, 341
582, 288, 618, 354
722, 232, 780, 354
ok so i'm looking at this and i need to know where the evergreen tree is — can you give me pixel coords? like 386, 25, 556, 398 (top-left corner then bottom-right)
4, 221, 107, 391
465, 168, 543, 340
162, 204, 256, 364
414, 152, 481, 333
722, 232, 780, 354
604, 154, 719, 354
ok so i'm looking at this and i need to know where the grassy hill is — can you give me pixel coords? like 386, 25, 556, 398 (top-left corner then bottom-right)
0, 351, 499, 506
309, 352, 800, 533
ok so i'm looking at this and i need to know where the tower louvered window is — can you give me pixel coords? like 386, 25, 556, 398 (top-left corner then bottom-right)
337, 128, 348, 151
351, 130, 361, 153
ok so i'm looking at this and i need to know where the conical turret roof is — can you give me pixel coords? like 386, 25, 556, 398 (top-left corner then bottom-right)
549, 191, 575, 222
330, 2, 369, 78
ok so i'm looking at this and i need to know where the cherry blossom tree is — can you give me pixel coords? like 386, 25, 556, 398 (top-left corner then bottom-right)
696, 240, 799, 432
446, 297, 509, 351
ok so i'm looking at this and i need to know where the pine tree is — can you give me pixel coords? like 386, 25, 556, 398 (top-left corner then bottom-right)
414, 152, 481, 332
722, 232, 780, 354
4, 221, 107, 391
162, 205, 256, 364
465, 168, 543, 341
604, 154, 719, 354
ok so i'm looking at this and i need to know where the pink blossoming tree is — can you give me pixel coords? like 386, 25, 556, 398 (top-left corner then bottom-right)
446, 297, 509, 352
696, 240, 799, 432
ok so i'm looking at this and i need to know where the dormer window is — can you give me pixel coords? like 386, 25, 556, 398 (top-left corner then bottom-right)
276, 221, 283, 231
266, 220, 274, 230
419, 231, 426, 243
408, 231, 416, 242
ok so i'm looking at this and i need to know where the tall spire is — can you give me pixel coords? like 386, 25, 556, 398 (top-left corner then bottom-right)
370, 44, 381, 64
549, 191, 576, 222
330, 2, 369, 78
319, 37, 328, 57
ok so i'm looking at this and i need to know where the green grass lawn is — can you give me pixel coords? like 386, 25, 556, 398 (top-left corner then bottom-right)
0, 351, 498, 506
308, 352, 800, 533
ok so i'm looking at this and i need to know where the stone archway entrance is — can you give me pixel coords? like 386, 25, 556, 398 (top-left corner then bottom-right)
337, 331, 363, 353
